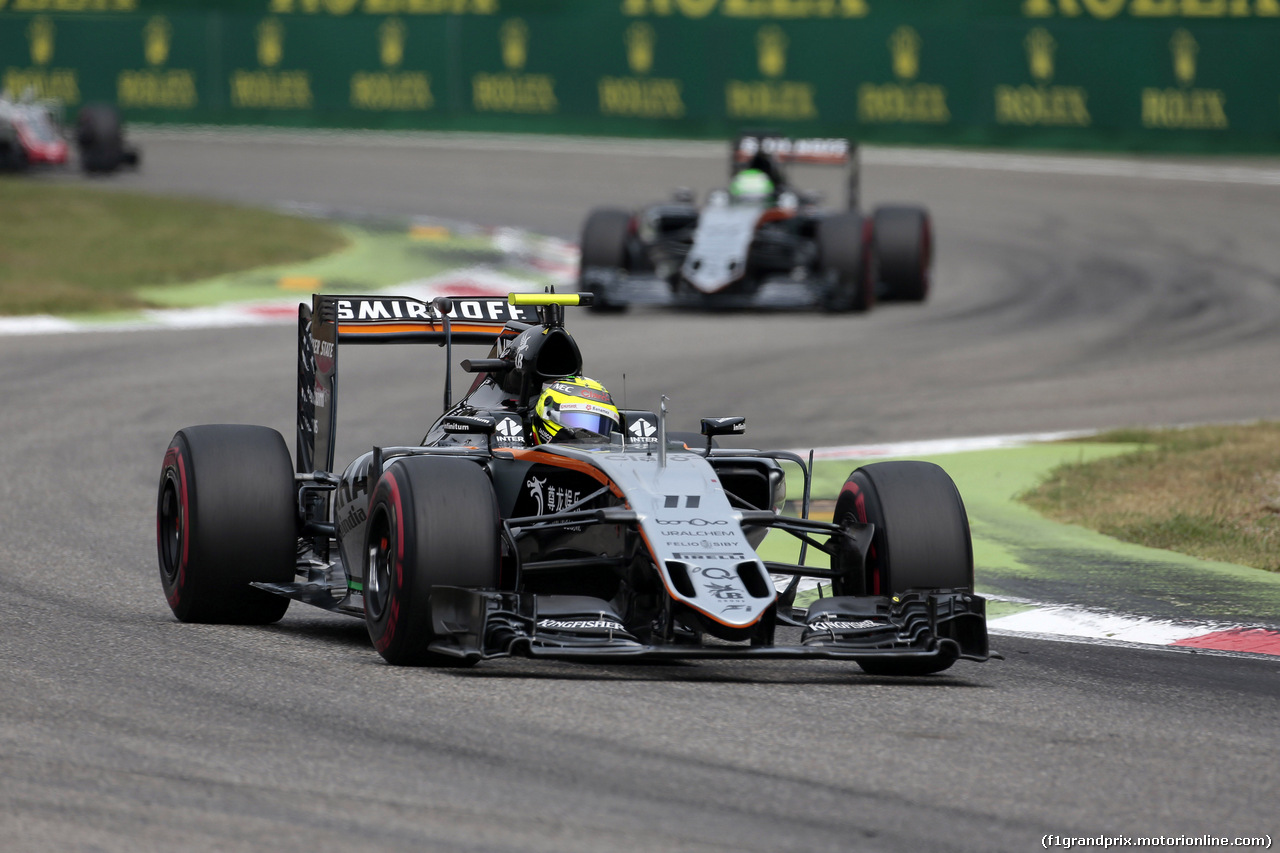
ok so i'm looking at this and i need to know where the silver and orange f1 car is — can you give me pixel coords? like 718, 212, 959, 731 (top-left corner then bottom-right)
578, 133, 932, 313
156, 292, 987, 675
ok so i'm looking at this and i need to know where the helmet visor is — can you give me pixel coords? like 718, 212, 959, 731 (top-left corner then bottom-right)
557, 410, 617, 435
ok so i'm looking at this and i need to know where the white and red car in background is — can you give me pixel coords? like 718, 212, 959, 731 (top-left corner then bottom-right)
0, 91, 138, 173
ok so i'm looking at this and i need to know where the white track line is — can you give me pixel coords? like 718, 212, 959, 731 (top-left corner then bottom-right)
989, 604, 1222, 646
988, 626, 1280, 661
790, 431, 1098, 460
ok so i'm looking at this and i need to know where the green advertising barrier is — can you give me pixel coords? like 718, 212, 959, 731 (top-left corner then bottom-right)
2, 0, 1280, 152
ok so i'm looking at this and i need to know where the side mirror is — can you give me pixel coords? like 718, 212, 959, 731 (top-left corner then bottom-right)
672, 187, 695, 204
701, 417, 746, 438
460, 358, 510, 374
442, 414, 497, 436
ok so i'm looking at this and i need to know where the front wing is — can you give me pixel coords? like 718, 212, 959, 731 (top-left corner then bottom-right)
424, 586, 989, 666
583, 269, 835, 310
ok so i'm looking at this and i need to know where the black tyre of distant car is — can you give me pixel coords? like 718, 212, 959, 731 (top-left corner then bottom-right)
77, 104, 141, 174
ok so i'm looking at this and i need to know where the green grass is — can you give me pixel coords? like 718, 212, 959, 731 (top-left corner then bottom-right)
1021, 422, 1280, 572
0, 179, 347, 315
133, 229, 510, 309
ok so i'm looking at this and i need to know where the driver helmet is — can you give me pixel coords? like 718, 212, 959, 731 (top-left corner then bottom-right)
533, 376, 621, 444
729, 168, 774, 204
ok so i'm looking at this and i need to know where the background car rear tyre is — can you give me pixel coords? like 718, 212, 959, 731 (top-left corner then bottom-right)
76, 104, 125, 174
817, 212, 874, 313
873, 206, 932, 302
156, 425, 296, 624
579, 207, 633, 313
364, 456, 501, 666
832, 460, 973, 675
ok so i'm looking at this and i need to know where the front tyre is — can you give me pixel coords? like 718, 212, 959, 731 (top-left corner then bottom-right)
77, 104, 126, 174
156, 425, 296, 624
0, 139, 28, 171
579, 207, 633, 314
364, 457, 501, 666
873, 206, 932, 302
832, 460, 973, 675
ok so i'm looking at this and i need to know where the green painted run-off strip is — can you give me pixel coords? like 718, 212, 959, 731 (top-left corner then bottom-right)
759, 443, 1280, 626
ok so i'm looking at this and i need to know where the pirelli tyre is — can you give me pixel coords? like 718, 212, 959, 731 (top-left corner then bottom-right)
76, 104, 126, 174
579, 207, 633, 313
817, 212, 874, 313
156, 425, 296, 625
364, 456, 501, 666
832, 460, 973, 675
873, 206, 932, 303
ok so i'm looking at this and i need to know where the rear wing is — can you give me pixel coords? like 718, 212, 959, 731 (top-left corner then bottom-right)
296, 294, 538, 474
733, 134, 850, 166
731, 132, 860, 210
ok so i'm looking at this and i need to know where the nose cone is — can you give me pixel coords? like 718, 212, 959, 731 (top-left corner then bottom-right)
30, 139, 68, 164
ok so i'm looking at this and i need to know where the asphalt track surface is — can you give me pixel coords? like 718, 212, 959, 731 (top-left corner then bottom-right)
2, 132, 1279, 851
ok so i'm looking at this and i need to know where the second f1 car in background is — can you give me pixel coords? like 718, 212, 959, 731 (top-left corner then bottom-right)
579, 134, 932, 313
0, 92, 139, 173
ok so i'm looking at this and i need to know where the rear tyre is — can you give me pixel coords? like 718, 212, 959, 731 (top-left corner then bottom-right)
156, 425, 296, 624
873, 206, 932, 302
832, 460, 972, 675
76, 104, 125, 174
364, 457, 501, 666
817, 212, 874, 313
579, 207, 633, 314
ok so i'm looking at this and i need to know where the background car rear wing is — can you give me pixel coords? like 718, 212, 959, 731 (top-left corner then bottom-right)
733, 134, 849, 166
732, 132, 860, 210
297, 293, 537, 474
